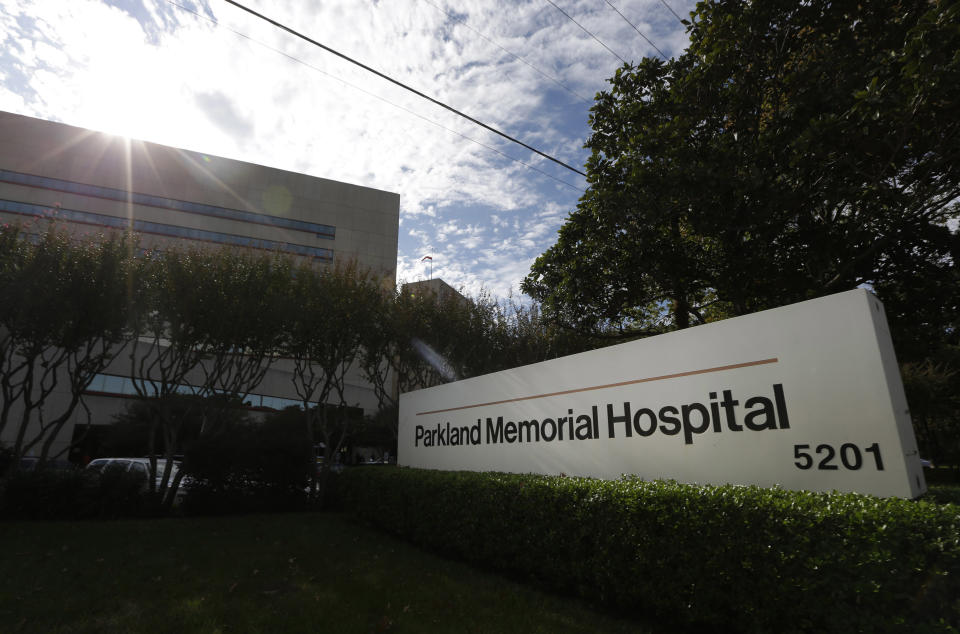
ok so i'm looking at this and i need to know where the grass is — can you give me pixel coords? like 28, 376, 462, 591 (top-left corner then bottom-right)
0, 512, 652, 634
6, 484, 953, 634
926, 481, 960, 505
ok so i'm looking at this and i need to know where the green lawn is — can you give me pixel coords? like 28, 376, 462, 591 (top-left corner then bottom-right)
0, 513, 651, 634
927, 481, 960, 505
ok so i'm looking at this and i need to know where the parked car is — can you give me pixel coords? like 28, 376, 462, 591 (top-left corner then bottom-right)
85, 458, 189, 505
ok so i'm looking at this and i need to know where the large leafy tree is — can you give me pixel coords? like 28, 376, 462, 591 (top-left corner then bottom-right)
286, 259, 380, 505
0, 223, 134, 468
126, 246, 291, 507
189, 248, 292, 417
125, 249, 206, 503
523, 0, 959, 347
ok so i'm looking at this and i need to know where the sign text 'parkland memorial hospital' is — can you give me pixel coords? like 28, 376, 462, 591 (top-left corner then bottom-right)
398, 290, 927, 498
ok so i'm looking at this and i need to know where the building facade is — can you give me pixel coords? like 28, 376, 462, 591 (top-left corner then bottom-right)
0, 110, 400, 460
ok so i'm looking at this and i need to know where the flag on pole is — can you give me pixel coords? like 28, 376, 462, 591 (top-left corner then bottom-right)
421, 255, 432, 261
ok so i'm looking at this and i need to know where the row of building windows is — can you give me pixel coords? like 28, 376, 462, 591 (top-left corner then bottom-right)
0, 198, 334, 261
85, 373, 308, 411
0, 168, 336, 239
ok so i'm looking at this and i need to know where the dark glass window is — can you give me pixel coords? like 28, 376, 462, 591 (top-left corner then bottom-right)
0, 199, 333, 261
0, 168, 335, 239
85, 373, 313, 411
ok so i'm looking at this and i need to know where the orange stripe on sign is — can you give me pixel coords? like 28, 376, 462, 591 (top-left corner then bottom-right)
415, 358, 779, 416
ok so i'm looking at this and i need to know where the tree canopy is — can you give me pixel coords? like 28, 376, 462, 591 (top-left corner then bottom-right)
523, 0, 959, 353
0, 223, 133, 466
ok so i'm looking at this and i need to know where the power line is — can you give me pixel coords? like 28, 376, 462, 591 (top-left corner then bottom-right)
659, 0, 686, 25
220, 0, 586, 177
603, 0, 667, 60
165, 1, 585, 192
544, 0, 627, 64
419, 0, 592, 104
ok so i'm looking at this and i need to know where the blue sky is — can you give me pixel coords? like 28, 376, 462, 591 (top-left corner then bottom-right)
0, 0, 697, 298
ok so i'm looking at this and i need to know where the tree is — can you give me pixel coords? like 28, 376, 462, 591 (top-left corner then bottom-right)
125, 246, 291, 508
286, 260, 380, 506
498, 294, 602, 367
105, 394, 205, 457
901, 351, 960, 469
357, 281, 602, 449
389, 285, 457, 390
357, 283, 405, 424
189, 249, 292, 410
182, 408, 310, 514
434, 288, 510, 379
0, 223, 133, 469
125, 248, 208, 505
523, 0, 960, 346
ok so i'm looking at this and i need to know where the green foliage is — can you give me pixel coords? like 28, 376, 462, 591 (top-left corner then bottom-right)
523, 0, 959, 347
105, 394, 209, 457
522, 0, 960, 469
285, 260, 384, 505
384, 283, 601, 395
340, 467, 960, 632
1, 469, 89, 519
927, 484, 960, 505
183, 414, 312, 515
0, 466, 147, 520
126, 244, 293, 406
0, 222, 136, 464
903, 351, 960, 466
91, 462, 155, 518
1, 223, 600, 489
0, 223, 131, 349
189, 248, 292, 400
123, 246, 297, 508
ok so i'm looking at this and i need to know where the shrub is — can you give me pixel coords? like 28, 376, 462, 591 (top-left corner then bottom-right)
1, 469, 90, 519
927, 483, 960, 505
182, 416, 312, 515
91, 464, 153, 518
339, 467, 960, 633
0, 466, 146, 519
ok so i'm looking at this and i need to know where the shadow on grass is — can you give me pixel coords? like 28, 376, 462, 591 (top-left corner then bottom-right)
0, 513, 658, 634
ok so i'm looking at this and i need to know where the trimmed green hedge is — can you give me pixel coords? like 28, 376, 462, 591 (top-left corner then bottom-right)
338, 467, 960, 633
1, 468, 148, 520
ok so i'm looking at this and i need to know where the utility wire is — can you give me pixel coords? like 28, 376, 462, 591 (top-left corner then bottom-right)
659, 0, 686, 25
602, 0, 667, 60
165, 1, 585, 192
420, 0, 592, 105
221, 0, 586, 177
544, 0, 627, 64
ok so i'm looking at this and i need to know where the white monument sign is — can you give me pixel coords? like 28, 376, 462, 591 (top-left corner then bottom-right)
398, 290, 927, 498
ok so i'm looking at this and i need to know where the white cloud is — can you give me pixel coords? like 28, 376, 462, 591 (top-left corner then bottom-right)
0, 0, 696, 299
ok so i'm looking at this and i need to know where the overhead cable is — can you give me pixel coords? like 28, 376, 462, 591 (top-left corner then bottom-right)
544, 0, 627, 64
220, 0, 587, 177
166, 1, 585, 192
603, 0, 668, 60
420, 0, 592, 104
